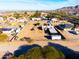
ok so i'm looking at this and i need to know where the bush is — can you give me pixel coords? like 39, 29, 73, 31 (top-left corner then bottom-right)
0, 33, 8, 41
0, 30, 3, 34
20, 37, 33, 43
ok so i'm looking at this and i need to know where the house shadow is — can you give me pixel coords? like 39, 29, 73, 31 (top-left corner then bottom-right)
44, 35, 51, 39
14, 44, 41, 57
48, 42, 79, 59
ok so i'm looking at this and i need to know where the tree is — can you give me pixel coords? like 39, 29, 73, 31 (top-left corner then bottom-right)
13, 12, 21, 19
43, 46, 65, 59
31, 11, 41, 17
18, 55, 25, 59
0, 33, 8, 41
25, 47, 44, 59
10, 46, 65, 59
10, 56, 17, 59
20, 37, 33, 43
0, 30, 3, 34
24, 11, 27, 15
46, 13, 62, 19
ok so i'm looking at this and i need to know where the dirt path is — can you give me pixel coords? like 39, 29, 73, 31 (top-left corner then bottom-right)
17, 21, 47, 40
0, 41, 48, 59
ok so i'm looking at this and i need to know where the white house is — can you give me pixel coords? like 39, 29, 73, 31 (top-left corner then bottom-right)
17, 18, 26, 23
0, 17, 4, 22
75, 27, 79, 34
1, 28, 13, 35
51, 18, 58, 22
31, 17, 41, 21
48, 26, 61, 40
42, 25, 61, 40
0, 17, 4, 20
7, 17, 16, 22
48, 26, 57, 33
76, 14, 79, 16
51, 35, 61, 40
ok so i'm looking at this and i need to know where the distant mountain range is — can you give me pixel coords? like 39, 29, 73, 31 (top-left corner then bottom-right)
0, 5, 79, 16
56, 5, 79, 15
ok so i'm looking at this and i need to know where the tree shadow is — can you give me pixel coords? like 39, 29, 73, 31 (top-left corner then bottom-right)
3, 43, 79, 59
14, 44, 41, 57
48, 42, 79, 59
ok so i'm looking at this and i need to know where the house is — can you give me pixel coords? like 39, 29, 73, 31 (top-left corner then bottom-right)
31, 17, 41, 21
42, 25, 61, 40
0, 28, 12, 34
18, 19, 25, 23
48, 26, 61, 40
17, 18, 27, 26
56, 24, 74, 31
17, 18, 26, 23
48, 26, 57, 34
41, 12, 48, 17
76, 14, 79, 16
0, 17, 4, 20
74, 26, 79, 34
51, 18, 58, 22
7, 17, 16, 22
51, 35, 61, 40
0, 17, 4, 23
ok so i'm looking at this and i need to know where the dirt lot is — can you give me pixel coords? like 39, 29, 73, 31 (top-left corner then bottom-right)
0, 20, 79, 58
17, 21, 48, 41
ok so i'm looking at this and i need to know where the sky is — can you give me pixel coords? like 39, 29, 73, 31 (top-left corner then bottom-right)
0, 0, 79, 11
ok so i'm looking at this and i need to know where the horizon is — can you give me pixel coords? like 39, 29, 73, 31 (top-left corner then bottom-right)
0, 0, 79, 11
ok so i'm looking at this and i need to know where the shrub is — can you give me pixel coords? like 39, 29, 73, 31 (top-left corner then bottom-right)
0, 33, 8, 41
0, 30, 3, 34
20, 37, 33, 43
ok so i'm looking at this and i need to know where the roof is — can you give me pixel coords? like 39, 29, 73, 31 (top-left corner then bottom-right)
59, 24, 74, 29
0, 28, 12, 31
51, 18, 58, 21
69, 20, 79, 25
49, 26, 57, 33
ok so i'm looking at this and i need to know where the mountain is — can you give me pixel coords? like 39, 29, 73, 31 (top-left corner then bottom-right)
57, 5, 79, 15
